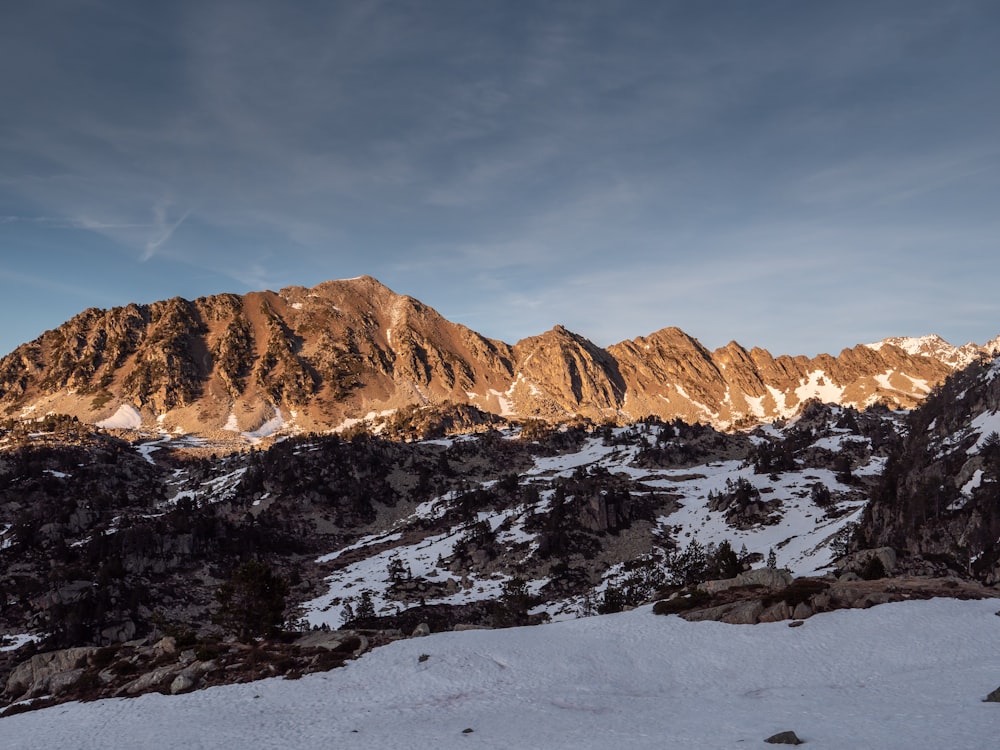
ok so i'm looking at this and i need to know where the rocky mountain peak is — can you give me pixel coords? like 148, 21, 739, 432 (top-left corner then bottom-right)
0, 278, 994, 441
865, 334, 985, 370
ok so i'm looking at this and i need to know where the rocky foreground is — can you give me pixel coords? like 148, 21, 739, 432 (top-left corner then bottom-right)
4, 560, 997, 717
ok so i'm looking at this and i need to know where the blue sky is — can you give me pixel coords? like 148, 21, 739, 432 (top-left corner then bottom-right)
2, 0, 999, 358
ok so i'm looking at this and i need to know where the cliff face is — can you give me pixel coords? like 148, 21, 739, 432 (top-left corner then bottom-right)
0, 276, 987, 436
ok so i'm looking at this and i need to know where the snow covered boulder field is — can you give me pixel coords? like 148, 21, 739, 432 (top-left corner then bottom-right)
3, 598, 999, 749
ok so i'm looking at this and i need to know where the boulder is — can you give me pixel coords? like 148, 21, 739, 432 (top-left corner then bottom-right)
738, 568, 794, 589
170, 670, 198, 695
47, 668, 86, 696
861, 592, 895, 608
119, 666, 178, 696
294, 632, 351, 651
5, 647, 99, 699
701, 568, 793, 595
29, 580, 93, 610
100, 619, 137, 644
758, 602, 792, 623
700, 578, 739, 595
412, 623, 431, 637
682, 601, 763, 625
469, 549, 489, 566
810, 592, 832, 612
720, 601, 765, 625
765, 730, 803, 744
792, 602, 813, 620
984, 686, 1000, 703
153, 636, 177, 656
678, 604, 729, 623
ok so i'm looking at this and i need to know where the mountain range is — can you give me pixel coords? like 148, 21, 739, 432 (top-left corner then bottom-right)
4, 275, 1000, 726
2, 276, 997, 438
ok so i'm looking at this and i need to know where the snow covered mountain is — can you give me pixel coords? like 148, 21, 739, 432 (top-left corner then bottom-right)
865, 334, 995, 370
0, 276, 991, 438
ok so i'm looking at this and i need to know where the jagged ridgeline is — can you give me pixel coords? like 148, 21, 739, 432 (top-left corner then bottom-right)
0, 276, 988, 437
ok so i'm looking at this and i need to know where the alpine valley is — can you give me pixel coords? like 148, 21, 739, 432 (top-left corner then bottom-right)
2, 277, 1000, 732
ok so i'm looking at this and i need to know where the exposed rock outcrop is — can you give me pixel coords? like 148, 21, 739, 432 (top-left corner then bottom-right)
656, 575, 998, 625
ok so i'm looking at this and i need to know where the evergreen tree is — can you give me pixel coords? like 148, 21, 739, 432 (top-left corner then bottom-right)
213, 560, 288, 641
596, 585, 626, 615
356, 590, 376, 620
710, 540, 741, 579
493, 577, 531, 627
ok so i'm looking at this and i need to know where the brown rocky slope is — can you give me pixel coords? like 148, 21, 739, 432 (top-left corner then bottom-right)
0, 276, 990, 437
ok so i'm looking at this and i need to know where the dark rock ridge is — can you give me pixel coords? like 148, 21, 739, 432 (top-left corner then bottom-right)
858, 357, 1000, 584
0, 276, 986, 436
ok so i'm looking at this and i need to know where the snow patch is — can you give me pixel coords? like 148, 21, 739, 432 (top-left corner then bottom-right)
745, 394, 766, 418
490, 388, 515, 416
97, 404, 143, 430
795, 370, 844, 405
334, 410, 397, 434
966, 410, 1000, 454
766, 385, 790, 416
242, 408, 284, 440
961, 469, 984, 497
0, 633, 44, 653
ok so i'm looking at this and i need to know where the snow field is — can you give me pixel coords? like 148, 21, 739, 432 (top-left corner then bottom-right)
4, 598, 999, 749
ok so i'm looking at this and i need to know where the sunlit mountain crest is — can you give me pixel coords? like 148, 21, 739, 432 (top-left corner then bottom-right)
0, 276, 994, 441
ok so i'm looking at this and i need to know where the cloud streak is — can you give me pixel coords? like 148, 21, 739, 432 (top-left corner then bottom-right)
2, 1, 1000, 357
142, 203, 193, 261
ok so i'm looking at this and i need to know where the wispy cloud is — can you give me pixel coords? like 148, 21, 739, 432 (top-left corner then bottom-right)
141, 202, 193, 261
2, 1, 1000, 357
794, 150, 1000, 208
0, 215, 146, 230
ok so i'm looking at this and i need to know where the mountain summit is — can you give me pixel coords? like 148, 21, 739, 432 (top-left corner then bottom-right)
0, 277, 994, 437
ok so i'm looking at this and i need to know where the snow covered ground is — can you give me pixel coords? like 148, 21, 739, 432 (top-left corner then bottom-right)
4, 598, 998, 749
300, 424, 875, 627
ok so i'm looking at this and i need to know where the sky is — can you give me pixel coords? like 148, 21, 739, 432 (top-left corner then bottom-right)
2, 0, 999, 358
